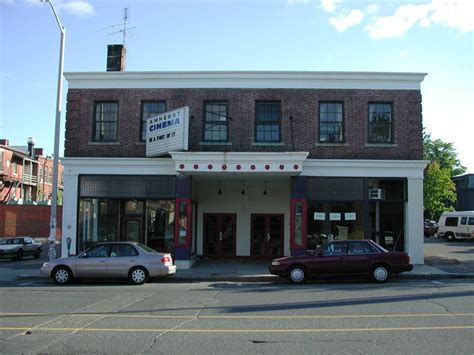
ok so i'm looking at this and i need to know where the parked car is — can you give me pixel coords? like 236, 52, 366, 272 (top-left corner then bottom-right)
40, 242, 176, 285
424, 219, 438, 237
437, 211, 474, 241
0, 237, 42, 260
269, 239, 413, 284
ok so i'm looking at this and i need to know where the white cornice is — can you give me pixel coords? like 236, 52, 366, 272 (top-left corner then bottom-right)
64, 71, 427, 90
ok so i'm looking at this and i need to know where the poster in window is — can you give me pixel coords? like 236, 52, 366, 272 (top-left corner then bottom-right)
330, 213, 341, 221
314, 212, 325, 220
345, 212, 356, 221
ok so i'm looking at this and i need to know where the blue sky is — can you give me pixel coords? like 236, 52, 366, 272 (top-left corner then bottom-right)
1, 0, 473, 172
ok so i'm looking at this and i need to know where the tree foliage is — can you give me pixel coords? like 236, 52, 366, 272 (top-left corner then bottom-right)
423, 130, 465, 220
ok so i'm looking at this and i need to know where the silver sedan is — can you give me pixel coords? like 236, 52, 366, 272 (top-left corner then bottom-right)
41, 242, 176, 285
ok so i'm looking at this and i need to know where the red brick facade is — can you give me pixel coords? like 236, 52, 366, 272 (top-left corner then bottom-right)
65, 88, 423, 159
0, 205, 62, 239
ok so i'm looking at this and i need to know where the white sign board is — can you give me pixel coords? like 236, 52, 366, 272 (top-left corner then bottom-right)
345, 212, 356, 221
329, 213, 341, 221
314, 212, 326, 221
146, 106, 189, 157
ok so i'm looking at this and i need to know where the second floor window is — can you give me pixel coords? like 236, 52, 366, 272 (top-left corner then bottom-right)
204, 101, 228, 142
255, 101, 280, 142
94, 102, 118, 142
319, 102, 343, 143
368, 103, 393, 143
141, 101, 166, 141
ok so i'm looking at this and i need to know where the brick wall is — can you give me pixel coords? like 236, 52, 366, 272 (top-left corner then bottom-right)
0, 205, 62, 239
65, 88, 423, 160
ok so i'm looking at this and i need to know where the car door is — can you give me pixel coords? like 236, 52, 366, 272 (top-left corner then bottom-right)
107, 244, 139, 278
344, 241, 372, 274
74, 244, 110, 278
23, 237, 36, 255
308, 242, 348, 275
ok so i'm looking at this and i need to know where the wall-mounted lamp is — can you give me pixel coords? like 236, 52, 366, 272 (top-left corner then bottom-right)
218, 182, 222, 195
263, 182, 267, 195
241, 181, 246, 195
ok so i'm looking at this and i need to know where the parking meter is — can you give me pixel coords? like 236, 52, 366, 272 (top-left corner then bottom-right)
66, 237, 72, 256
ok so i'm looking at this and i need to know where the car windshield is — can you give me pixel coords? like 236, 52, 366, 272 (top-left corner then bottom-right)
6, 238, 22, 245
0, 239, 6, 245
136, 243, 159, 254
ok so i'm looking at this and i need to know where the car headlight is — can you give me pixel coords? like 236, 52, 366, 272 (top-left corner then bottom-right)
42, 262, 52, 268
271, 260, 280, 266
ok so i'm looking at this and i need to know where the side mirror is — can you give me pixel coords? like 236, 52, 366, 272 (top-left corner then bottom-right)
79, 253, 88, 258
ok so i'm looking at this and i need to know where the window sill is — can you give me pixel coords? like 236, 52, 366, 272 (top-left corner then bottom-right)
88, 142, 120, 145
199, 142, 232, 146
314, 142, 349, 147
251, 142, 285, 147
364, 143, 398, 148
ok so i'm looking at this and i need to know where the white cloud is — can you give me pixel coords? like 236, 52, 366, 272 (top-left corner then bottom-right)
429, 0, 474, 32
365, 0, 473, 39
57, 1, 94, 17
367, 4, 378, 14
365, 4, 431, 39
329, 9, 363, 32
321, 0, 340, 13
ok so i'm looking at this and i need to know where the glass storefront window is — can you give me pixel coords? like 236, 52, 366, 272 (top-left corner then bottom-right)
146, 200, 175, 253
78, 198, 120, 251
124, 200, 144, 215
307, 201, 365, 249
294, 203, 303, 247
178, 201, 188, 245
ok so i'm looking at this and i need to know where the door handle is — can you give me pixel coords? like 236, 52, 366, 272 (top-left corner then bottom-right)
266, 232, 271, 242
219, 232, 223, 242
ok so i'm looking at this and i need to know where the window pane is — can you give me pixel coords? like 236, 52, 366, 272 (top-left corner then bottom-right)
368, 104, 392, 143
204, 102, 228, 141
141, 102, 166, 140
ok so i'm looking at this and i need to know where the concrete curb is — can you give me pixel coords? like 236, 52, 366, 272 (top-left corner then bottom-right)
17, 272, 474, 282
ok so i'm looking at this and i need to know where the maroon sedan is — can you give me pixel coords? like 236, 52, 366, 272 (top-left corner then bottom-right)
269, 239, 413, 283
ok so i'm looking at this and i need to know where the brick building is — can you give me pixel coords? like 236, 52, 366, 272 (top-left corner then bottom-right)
62, 71, 427, 268
0, 138, 64, 205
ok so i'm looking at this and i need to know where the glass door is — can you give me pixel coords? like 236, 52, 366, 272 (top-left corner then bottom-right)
203, 214, 236, 258
251, 214, 284, 258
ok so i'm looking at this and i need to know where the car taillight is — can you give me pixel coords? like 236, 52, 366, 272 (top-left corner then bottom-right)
161, 256, 171, 263
404, 254, 410, 263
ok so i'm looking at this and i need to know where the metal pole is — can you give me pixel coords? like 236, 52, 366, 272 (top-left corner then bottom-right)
44, 0, 65, 261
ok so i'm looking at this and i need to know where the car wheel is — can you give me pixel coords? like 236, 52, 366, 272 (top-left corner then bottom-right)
16, 249, 23, 261
129, 266, 149, 285
371, 265, 391, 283
53, 266, 72, 285
288, 266, 307, 284
445, 232, 455, 242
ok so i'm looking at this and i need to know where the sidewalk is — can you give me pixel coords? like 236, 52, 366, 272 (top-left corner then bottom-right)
15, 258, 474, 283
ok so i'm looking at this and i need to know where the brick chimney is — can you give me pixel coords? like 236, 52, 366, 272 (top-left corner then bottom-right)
0, 139, 8, 146
107, 44, 126, 72
27, 137, 35, 157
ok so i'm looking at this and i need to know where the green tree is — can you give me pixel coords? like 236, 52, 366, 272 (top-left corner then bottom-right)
424, 162, 456, 220
423, 130, 465, 220
423, 132, 466, 177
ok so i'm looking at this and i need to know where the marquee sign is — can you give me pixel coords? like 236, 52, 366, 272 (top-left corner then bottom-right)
146, 106, 189, 157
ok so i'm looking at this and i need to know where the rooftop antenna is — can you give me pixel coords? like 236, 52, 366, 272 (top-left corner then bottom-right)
98, 7, 136, 47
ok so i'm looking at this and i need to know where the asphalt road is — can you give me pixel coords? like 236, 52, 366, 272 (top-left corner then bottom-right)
424, 237, 474, 273
1, 279, 473, 354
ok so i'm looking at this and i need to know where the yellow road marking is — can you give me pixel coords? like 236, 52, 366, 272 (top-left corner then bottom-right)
0, 326, 473, 333
1, 313, 474, 319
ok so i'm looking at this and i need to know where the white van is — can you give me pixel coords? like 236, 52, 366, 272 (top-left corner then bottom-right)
437, 211, 474, 241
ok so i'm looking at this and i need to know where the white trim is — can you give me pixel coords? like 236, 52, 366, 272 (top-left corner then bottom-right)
65, 71, 426, 90
61, 157, 176, 176
302, 159, 428, 179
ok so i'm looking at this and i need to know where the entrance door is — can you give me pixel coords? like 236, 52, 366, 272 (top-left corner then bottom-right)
203, 214, 236, 258
123, 218, 143, 243
251, 214, 284, 258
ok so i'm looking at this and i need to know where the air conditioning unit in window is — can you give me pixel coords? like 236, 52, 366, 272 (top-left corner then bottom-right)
369, 188, 385, 200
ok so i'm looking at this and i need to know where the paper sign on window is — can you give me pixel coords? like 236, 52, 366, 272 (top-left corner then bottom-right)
345, 212, 356, 221
329, 213, 341, 221
314, 212, 325, 220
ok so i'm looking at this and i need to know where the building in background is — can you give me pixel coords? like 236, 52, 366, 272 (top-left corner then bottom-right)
0, 138, 64, 205
453, 174, 474, 211
61, 65, 427, 268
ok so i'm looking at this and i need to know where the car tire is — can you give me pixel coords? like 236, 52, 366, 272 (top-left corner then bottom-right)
288, 266, 307, 284
53, 266, 72, 285
16, 249, 23, 261
445, 232, 455, 242
129, 266, 149, 285
371, 264, 391, 283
